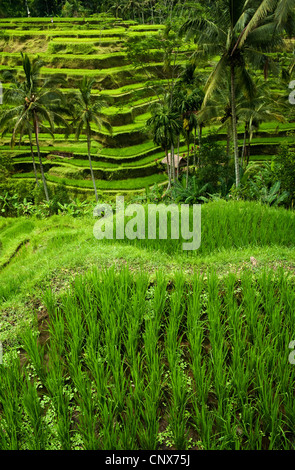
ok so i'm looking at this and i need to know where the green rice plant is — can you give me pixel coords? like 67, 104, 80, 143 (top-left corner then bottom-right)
206, 271, 229, 410
139, 355, 162, 450
187, 272, 209, 404
99, 399, 120, 449
238, 399, 260, 449
255, 358, 283, 449
68, 365, 98, 450
21, 328, 46, 385
123, 273, 148, 366
22, 374, 48, 450
62, 292, 86, 372
223, 273, 251, 406
45, 346, 72, 450
194, 406, 217, 450
43, 288, 65, 355
91, 268, 128, 413
139, 273, 166, 449
186, 274, 216, 448
165, 273, 189, 449
118, 398, 140, 450
0, 355, 23, 449
3, 247, 295, 450
107, 341, 127, 414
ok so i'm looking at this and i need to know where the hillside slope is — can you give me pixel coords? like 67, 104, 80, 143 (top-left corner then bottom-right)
1, 16, 294, 197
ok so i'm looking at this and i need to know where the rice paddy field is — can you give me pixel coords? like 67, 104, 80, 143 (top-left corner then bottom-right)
1, 200, 295, 450
0, 15, 295, 196
1, 13, 295, 455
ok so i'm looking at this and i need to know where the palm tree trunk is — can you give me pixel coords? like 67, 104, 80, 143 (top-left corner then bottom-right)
226, 119, 233, 162
29, 138, 40, 188
193, 127, 197, 166
230, 62, 240, 187
246, 133, 251, 166
165, 148, 171, 189
86, 130, 98, 203
241, 122, 248, 168
33, 113, 49, 202
171, 143, 175, 182
197, 125, 202, 166
150, 1, 154, 23
177, 136, 180, 180
186, 138, 190, 188
197, 125, 201, 147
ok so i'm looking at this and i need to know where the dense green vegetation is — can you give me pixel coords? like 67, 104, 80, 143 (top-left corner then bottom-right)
2, 266, 295, 450
0, 3, 295, 200
1, 200, 295, 450
1, 0, 295, 453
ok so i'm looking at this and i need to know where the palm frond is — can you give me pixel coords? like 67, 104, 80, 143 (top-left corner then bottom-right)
238, 0, 277, 49
275, 0, 295, 29
203, 54, 227, 106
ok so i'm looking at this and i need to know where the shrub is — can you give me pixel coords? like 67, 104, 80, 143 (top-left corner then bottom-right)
0, 154, 13, 179
275, 145, 295, 205
169, 175, 210, 204
231, 161, 289, 207
196, 137, 235, 195
0, 192, 19, 217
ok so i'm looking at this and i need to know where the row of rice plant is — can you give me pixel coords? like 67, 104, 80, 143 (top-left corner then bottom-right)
102, 199, 295, 256
1, 267, 295, 449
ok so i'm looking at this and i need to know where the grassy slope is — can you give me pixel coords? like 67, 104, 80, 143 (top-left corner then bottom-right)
1, 200, 295, 347
1, 17, 294, 196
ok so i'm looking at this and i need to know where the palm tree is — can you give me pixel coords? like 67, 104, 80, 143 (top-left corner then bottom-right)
0, 53, 68, 201
180, 0, 294, 187
69, 77, 112, 203
0, 100, 40, 188
147, 101, 182, 188
237, 78, 286, 166
61, 0, 87, 17
19, 118, 41, 188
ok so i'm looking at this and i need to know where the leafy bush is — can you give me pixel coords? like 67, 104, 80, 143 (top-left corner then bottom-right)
0, 192, 19, 216
169, 175, 210, 204
196, 138, 235, 195
130, 183, 166, 204
57, 199, 92, 217
275, 145, 295, 205
231, 161, 289, 207
0, 154, 13, 179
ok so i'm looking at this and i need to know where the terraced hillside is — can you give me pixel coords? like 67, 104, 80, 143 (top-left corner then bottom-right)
0, 15, 295, 197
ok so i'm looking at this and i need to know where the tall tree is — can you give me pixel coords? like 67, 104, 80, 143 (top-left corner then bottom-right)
0, 54, 68, 201
180, 0, 294, 187
69, 77, 112, 203
147, 101, 182, 188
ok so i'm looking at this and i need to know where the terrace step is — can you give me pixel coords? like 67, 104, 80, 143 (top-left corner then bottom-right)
10, 172, 168, 191
12, 158, 163, 180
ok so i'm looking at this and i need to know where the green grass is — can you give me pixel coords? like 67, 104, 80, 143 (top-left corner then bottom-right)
0, 17, 119, 24
99, 141, 156, 157
1, 27, 127, 38
1, 16, 295, 451
49, 37, 124, 44
1, 253, 295, 449
1, 199, 294, 308
12, 153, 159, 169
10, 172, 167, 190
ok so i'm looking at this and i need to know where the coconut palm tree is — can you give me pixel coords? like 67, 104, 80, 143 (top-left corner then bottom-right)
237, 78, 286, 166
19, 119, 41, 188
147, 101, 182, 188
180, 0, 294, 187
69, 76, 112, 203
0, 101, 40, 188
0, 53, 68, 201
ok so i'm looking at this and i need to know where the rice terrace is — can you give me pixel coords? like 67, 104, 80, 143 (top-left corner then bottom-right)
1, 0, 295, 454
